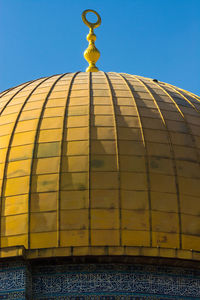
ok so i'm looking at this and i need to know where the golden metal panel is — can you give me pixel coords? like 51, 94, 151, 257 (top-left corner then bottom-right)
31, 192, 57, 212
91, 115, 114, 127
1, 234, 28, 248
61, 173, 88, 190
66, 127, 88, 141
152, 211, 179, 233
31, 174, 59, 193
92, 96, 110, 105
90, 172, 118, 189
30, 232, 57, 248
93, 105, 113, 115
120, 156, 145, 172
150, 174, 176, 193
180, 194, 199, 215
122, 230, 150, 246
40, 117, 63, 129
19, 109, 41, 121
2, 194, 28, 216
0, 164, 4, 180
182, 234, 200, 251
60, 210, 89, 230
0, 149, 7, 164
43, 107, 64, 117
151, 192, 178, 212
6, 159, 31, 178
61, 156, 88, 172
67, 105, 88, 116
46, 99, 66, 107
0, 113, 17, 126
121, 191, 148, 210
117, 116, 140, 127
91, 229, 119, 246
1, 214, 28, 236
15, 119, 38, 133
91, 127, 115, 140
66, 116, 88, 128
91, 209, 119, 229
61, 190, 88, 210
36, 142, 61, 158
173, 145, 198, 160
91, 155, 117, 171
149, 157, 174, 175
121, 172, 147, 190
8, 144, 34, 162
60, 230, 88, 246
176, 160, 200, 178
38, 129, 62, 143
64, 141, 89, 156
91, 141, 116, 155
0, 123, 13, 136
2, 104, 22, 115
23, 100, 43, 111
4, 176, 30, 196
122, 210, 149, 230
119, 141, 145, 155
147, 142, 171, 157
33, 157, 60, 174
0, 135, 10, 149
30, 212, 57, 233
179, 177, 200, 197
12, 131, 36, 146
152, 232, 179, 248
91, 190, 119, 208
118, 128, 142, 141
182, 214, 200, 235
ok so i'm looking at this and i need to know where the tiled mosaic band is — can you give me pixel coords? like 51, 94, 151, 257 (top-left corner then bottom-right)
0, 260, 200, 299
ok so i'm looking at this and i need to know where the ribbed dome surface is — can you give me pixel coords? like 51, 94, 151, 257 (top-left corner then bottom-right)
0, 72, 200, 260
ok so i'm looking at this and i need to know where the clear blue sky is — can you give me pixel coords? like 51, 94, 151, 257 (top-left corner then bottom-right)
0, 0, 200, 95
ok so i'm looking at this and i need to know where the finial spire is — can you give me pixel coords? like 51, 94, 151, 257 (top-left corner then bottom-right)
82, 9, 101, 72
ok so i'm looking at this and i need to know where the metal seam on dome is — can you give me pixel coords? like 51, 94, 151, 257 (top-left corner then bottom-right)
134, 76, 183, 249
163, 83, 200, 104
118, 73, 153, 247
0, 76, 49, 99
162, 85, 200, 161
104, 72, 122, 246
0, 79, 40, 116
88, 72, 92, 245
28, 73, 68, 249
152, 81, 200, 164
184, 91, 200, 103
155, 83, 200, 190
0, 87, 17, 99
58, 72, 80, 247
162, 83, 200, 114
141, 78, 193, 249
163, 82, 200, 115
0, 76, 53, 248
0, 81, 31, 99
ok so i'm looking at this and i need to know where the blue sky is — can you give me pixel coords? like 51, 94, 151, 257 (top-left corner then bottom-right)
0, 0, 200, 95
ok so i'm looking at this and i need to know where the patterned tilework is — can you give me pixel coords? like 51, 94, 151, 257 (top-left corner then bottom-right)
0, 260, 29, 299
32, 263, 200, 299
1, 260, 200, 299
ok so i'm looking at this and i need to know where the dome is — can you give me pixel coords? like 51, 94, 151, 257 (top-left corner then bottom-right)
0, 71, 200, 261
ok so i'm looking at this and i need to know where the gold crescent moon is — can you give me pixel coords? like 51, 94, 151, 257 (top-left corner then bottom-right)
82, 9, 101, 29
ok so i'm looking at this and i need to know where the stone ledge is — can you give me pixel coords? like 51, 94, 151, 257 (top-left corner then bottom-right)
0, 245, 200, 266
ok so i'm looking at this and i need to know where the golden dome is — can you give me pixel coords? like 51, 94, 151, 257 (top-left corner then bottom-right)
0, 71, 200, 261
